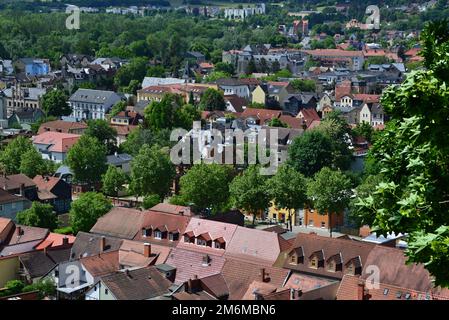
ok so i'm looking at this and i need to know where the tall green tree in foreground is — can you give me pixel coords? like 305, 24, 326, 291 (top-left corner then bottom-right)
69, 192, 112, 234
85, 119, 118, 154
41, 89, 70, 117
102, 165, 128, 199
230, 165, 270, 226
307, 167, 352, 237
0, 136, 34, 174
267, 165, 308, 231
66, 135, 107, 185
179, 163, 232, 214
198, 88, 226, 111
17, 202, 58, 230
129, 144, 175, 200
355, 20, 449, 287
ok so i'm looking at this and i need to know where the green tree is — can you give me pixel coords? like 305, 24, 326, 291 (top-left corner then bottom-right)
267, 117, 288, 128
41, 89, 70, 117
246, 57, 257, 75
142, 194, 161, 210
120, 127, 172, 156
307, 167, 352, 237
147, 65, 166, 78
19, 148, 47, 178
129, 144, 175, 200
17, 202, 58, 230
229, 165, 270, 226
114, 57, 147, 89
102, 165, 128, 198
69, 192, 112, 234
349, 174, 384, 227
144, 93, 183, 130
267, 165, 308, 231
287, 130, 334, 177
66, 135, 107, 184
174, 104, 201, 130
85, 119, 118, 154
198, 88, 225, 111
179, 164, 232, 214
110, 101, 127, 117
0, 136, 34, 174
290, 79, 316, 92
214, 62, 234, 75
352, 121, 375, 143
354, 20, 449, 287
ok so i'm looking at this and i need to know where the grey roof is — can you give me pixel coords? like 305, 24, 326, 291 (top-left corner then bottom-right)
70, 232, 123, 260
186, 51, 205, 58
69, 89, 118, 104
19, 248, 71, 278
0, 240, 43, 257
216, 78, 242, 87
2, 87, 46, 100
155, 264, 176, 272
55, 165, 73, 176
106, 153, 133, 166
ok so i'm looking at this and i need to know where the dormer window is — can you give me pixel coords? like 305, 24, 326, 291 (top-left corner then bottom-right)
169, 231, 179, 241
183, 231, 195, 243
213, 237, 226, 249
142, 228, 152, 237
154, 230, 162, 239
197, 233, 212, 247
310, 257, 318, 269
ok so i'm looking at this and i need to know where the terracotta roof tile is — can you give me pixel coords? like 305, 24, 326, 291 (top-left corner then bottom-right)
221, 257, 289, 300
80, 250, 120, 278
225, 226, 281, 264
165, 248, 225, 284
119, 239, 171, 267
32, 131, 81, 153
90, 207, 146, 240
35, 233, 75, 250
37, 120, 87, 135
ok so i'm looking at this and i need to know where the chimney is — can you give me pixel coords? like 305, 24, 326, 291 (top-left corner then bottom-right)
357, 280, 366, 300
100, 236, 106, 252
125, 269, 131, 278
62, 236, 69, 246
187, 278, 193, 293
43, 245, 48, 256
290, 288, 296, 300
143, 243, 151, 257
16, 226, 22, 236
260, 268, 266, 283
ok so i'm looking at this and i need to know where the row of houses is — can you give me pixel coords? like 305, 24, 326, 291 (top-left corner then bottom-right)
2, 203, 447, 300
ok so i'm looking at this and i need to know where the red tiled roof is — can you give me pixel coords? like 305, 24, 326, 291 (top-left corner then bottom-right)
352, 94, 380, 103
110, 124, 138, 136
199, 62, 214, 69
134, 210, 191, 246
32, 131, 81, 153
6, 225, 49, 246
221, 257, 289, 300
337, 274, 449, 300
278, 115, 303, 129
225, 226, 282, 264
32, 176, 60, 192
37, 120, 87, 135
80, 250, 120, 278
150, 203, 192, 216
297, 108, 321, 127
240, 108, 282, 125
0, 174, 36, 190
90, 207, 146, 240
119, 239, 171, 267
165, 248, 226, 284
35, 233, 75, 250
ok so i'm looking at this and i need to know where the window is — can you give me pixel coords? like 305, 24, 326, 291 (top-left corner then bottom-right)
169, 232, 179, 241
327, 260, 335, 272
197, 239, 207, 246
0, 205, 3, 211
105, 288, 109, 295
321, 221, 326, 228
308, 219, 314, 226
310, 258, 318, 269
290, 255, 297, 264
154, 231, 162, 239
272, 213, 277, 220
